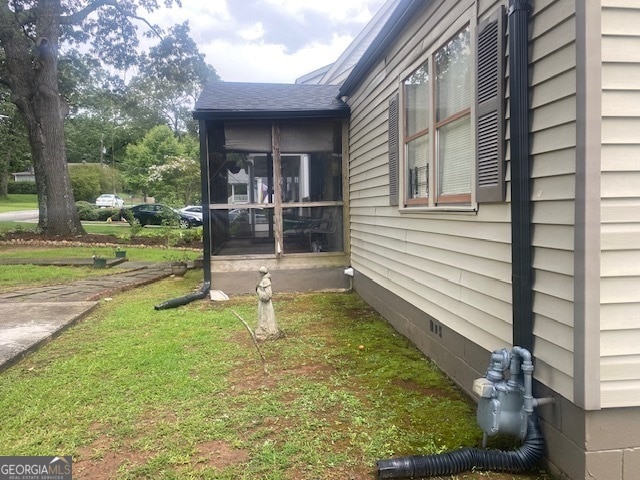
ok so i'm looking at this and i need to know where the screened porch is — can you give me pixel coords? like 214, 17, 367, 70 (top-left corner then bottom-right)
194, 82, 350, 274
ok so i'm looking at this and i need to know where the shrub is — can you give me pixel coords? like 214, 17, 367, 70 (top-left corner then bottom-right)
76, 201, 99, 221
68, 163, 124, 202
96, 207, 121, 222
76, 201, 121, 222
8, 181, 37, 194
70, 166, 101, 202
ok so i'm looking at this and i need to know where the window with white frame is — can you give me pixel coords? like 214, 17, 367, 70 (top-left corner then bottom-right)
402, 25, 472, 207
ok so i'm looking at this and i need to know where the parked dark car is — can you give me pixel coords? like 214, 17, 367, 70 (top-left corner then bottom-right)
121, 204, 202, 229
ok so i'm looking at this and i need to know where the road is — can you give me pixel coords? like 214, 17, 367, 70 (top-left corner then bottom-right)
0, 210, 38, 222
0, 210, 139, 228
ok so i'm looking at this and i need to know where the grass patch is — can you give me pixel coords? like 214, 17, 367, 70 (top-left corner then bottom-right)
0, 221, 32, 233
0, 194, 38, 213
0, 279, 550, 480
0, 245, 199, 262
0, 220, 203, 248
0, 264, 122, 293
0, 245, 200, 293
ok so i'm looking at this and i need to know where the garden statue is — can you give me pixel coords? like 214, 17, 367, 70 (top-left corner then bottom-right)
255, 266, 282, 341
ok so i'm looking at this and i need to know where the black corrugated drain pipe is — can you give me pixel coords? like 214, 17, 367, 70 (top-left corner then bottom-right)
154, 280, 211, 310
376, 415, 544, 479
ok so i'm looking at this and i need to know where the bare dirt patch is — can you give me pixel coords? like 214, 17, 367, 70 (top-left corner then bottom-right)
192, 440, 250, 470
74, 435, 153, 480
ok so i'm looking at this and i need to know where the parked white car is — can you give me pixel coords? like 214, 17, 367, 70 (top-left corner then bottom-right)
96, 194, 125, 208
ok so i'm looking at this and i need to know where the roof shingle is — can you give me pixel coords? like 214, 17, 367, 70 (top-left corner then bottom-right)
193, 82, 349, 120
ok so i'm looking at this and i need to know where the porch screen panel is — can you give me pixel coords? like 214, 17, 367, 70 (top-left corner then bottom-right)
279, 122, 336, 153
224, 123, 272, 152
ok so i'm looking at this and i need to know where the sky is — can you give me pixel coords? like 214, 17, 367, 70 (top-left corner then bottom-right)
147, 0, 387, 84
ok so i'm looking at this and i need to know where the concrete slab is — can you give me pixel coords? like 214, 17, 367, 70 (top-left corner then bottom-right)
0, 302, 97, 371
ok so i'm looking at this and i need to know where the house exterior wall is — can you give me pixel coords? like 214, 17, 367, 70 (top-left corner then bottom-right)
348, 0, 578, 401
349, 0, 514, 363
528, 0, 578, 404
346, 0, 640, 478
599, 0, 640, 409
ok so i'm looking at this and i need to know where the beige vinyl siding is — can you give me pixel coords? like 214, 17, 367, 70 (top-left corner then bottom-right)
528, 1, 577, 399
348, 0, 514, 355
347, 0, 581, 399
600, 1, 640, 408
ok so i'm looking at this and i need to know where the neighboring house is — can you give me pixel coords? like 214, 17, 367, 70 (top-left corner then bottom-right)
227, 170, 249, 204
11, 168, 35, 182
194, 1, 640, 479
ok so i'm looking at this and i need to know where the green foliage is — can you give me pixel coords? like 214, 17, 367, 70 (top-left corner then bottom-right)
7, 181, 37, 194
75, 201, 121, 221
68, 164, 122, 202
148, 154, 200, 205
75, 200, 98, 220
122, 125, 181, 196
68, 164, 101, 201
135, 22, 219, 135
0, 100, 32, 197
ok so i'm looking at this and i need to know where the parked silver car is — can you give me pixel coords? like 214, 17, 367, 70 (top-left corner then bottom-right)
179, 205, 203, 221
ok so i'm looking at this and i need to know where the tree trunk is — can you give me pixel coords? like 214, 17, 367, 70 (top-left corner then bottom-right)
0, 155, 8, 198
31, 36, 83, 235
0, 2, 84, 236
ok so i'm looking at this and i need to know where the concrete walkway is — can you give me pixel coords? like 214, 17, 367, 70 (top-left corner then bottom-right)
0, 261, 174, 372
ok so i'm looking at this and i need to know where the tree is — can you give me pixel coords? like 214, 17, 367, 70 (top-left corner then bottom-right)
122, 124, 181, 198
0, 97, 31, 197
131, 22, 219, 136
147, 142, 199, 205
0, 0, 180, 236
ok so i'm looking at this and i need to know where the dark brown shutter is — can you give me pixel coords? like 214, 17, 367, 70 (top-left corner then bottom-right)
388, 93, 399, 206
476, 6, 506, 202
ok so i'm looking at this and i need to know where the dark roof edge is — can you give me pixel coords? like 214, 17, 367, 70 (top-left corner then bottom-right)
339, 0, 426, 97
193, 109, 350, 121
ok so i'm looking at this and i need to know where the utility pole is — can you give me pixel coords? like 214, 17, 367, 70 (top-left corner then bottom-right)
100, 134, 104, 166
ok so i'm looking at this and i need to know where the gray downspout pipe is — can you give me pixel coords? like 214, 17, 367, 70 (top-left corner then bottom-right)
154, 120, 212, 310
509, 0, 533, 352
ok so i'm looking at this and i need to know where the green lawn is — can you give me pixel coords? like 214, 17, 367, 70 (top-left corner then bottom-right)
0, 244, 199, 293
0, 279, 551, 480
0, 219, 204, 248
0, 193, 38, 212
0, 214, 549, 479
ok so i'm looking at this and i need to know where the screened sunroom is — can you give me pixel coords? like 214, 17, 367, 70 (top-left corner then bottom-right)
193, 82, 350, 290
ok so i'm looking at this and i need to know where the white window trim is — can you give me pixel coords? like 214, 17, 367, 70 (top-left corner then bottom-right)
398, 11, 478, 214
